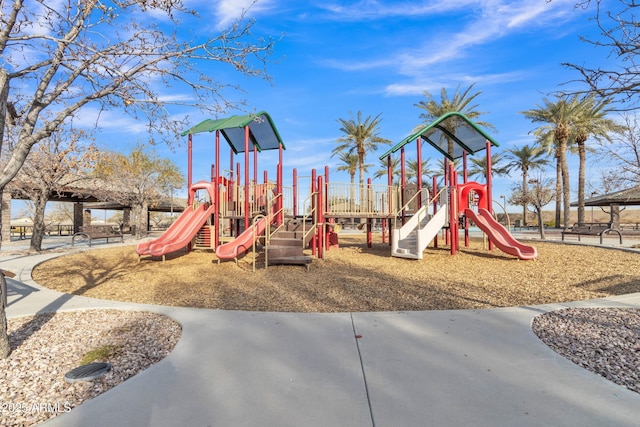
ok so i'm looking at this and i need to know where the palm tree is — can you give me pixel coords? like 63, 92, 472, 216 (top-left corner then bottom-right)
505, 145, 549, 227
373, 154, 400, 184
333, 111, 391, 186
533, 130, 563, 227
333, 111, 391, 210
435, 158, 461, 188
406, 157, 434, 186
336, 151, 370, 215
415, 83, 495, 159
467, 152, 510, 181
571, 95, 623, 223
335, 151, 363, 185
520, 95, 583, 228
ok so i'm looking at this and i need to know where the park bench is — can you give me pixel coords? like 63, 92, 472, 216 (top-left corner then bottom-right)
561, 222, 622, 244
72, 225, 123, 247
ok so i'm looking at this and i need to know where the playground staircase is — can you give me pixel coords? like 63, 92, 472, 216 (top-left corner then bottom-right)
392, 204, 448, 260
266, 219, 313, 268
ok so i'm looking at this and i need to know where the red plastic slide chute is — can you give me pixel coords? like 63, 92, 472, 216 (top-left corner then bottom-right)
215, 216, 269, 261
465, 208, 537, 260
136, 181, 216, 259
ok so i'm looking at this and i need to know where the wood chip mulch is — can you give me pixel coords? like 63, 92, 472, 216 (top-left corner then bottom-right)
31, 235, 640, 312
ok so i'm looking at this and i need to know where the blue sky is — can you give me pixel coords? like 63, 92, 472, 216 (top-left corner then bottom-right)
87, 0, 614, 211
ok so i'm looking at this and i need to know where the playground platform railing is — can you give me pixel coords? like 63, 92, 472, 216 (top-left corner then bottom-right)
322, 182, 401, 218
392, 187, 446, 230
217, 181, 425, 225
301, 190, 318, 245
218, 181, 280, 220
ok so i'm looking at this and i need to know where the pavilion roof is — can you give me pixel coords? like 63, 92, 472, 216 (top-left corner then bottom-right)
572, 185, 640, 207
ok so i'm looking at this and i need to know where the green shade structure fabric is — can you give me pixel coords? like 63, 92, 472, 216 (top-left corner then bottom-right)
380, 112, 498, 161
182, 111, 285, 153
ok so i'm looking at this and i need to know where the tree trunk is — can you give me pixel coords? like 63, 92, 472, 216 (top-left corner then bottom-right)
537, 208, 546, 240
0, 273, 9, 358
0, 70, 9, 358
0, 69, 9, 252
560, 138, 571, 228
349, 174, 355, 223
577, 142, 586, 224
358, 151, 366, 214
522, 167, 528, 227
30, 194, 48, 252
555, 156, 561, 228
610, 204, 620, 229
132, 203, 149, 239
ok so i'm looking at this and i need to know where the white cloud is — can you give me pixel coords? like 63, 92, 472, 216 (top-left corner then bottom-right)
316, 0, 578, 24
384, 71, 525, 96
393, 0, 580, 73
320, 1, 580, 68
213, 0, 276, 30
72, 107, 149, 135
318, 0, 479, 21
317, 0, 585, 96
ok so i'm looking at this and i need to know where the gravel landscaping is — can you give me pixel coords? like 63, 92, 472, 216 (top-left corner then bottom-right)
2, 310, 180, 427
533, 307, 640, 395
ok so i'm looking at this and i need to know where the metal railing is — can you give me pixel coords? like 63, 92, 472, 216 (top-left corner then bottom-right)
217, 181, 279, 219
391, 187, 450, 231
301, 191, 318, 249
323, 182, 400, 217
259, 193, 287, 270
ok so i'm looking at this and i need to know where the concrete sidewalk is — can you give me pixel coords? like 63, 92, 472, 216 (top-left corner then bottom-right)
2, 241, 640, 426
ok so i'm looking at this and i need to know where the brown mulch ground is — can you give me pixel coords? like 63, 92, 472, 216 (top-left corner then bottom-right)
31, 235, 640, 312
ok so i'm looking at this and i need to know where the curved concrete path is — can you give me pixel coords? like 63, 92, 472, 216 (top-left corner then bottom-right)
2, 238, 640, 427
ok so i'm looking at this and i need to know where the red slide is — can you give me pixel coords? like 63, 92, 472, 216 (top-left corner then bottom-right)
215, 216, 268, 261
136, 204, 216, 258
465, 208, 538, 260
136, 181, 216, 259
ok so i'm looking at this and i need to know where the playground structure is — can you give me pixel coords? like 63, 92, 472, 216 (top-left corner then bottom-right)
136, 111, 537, 264
380, 113, 537, 261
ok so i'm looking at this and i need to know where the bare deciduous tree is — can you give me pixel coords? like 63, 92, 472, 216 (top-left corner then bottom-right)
93, 145, 184, 239
562, 1, 640, 109
9, 128, 97, 251
0, 0, 277, 221
510, 174, 555, 239
527, 175, 556, 240
597, 113, 640, 185
0, 0, 276, 359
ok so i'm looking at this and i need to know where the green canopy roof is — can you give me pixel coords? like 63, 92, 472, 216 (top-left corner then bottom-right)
181, 111, 285, 154
380, 112, 499, 161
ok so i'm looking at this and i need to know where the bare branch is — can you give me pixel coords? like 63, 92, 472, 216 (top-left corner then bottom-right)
561, 0, 640, 109
0, 0, 279, 188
